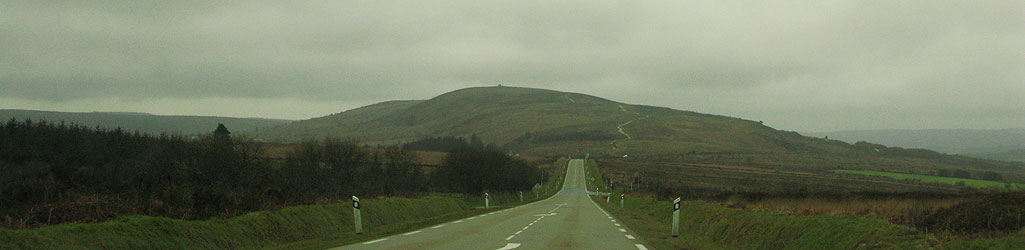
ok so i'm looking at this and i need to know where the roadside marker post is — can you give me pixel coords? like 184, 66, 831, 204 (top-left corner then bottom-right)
485, 193, 490, 209
672, 197, 681, 237
353, 196, 362, 234
519, 191, 524, 202
621, 194, 624, 208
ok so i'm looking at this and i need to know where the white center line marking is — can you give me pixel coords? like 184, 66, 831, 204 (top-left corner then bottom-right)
635, 244, 648, 250
523, 226, 529, 230
515, 230, 522, 234
611, 220, 617, 222
402, 230, 421, 236
362, 238, 388, 245
431, 224, 446, 229
619, 228, 627, 232
625, 234, 636, 240
615, 223, 621, 226
497, 243, 521, 250
506, 235, 515, 241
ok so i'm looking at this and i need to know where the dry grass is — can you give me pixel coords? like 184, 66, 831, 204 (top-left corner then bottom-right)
724, 197, 964, 223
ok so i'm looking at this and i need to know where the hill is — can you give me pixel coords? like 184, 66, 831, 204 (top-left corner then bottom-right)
0, 109, 292, 136
256, 86, 775, 155
256, 86, 1024, 185
808, 129, 1025, 162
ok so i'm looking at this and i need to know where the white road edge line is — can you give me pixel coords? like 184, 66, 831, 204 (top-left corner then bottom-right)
402, 230, 421, 236
635, 244, 648, 250
362, 238, 388, 245
431, 224, 445, 229
453, 220, 463, 223
497, 243, 521, 250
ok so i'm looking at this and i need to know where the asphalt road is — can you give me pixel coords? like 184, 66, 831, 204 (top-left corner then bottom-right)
329, 159, 649, 250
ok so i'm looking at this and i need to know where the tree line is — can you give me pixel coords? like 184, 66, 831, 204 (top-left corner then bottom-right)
401, 134, 495, 152
0, 119, 541, 229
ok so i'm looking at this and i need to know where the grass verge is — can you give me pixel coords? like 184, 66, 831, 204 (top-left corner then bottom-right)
0, 195, 469, 250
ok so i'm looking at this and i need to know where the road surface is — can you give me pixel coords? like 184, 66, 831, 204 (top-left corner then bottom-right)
330, 159, 648, 250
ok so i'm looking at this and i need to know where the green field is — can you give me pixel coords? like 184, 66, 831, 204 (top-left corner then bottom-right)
834, 170, 1022, 189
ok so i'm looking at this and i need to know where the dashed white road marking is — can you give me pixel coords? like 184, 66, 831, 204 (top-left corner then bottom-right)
505, 235, 515, 241
611, 220, 616, 222
625, 234, 636, 240
402, 230, 421, 236
635, 244, 648, 250
431, 224, 445, 229
497, 243, 521, 250
615, 223, 621, 226
618, 228, 627, 232
362, 238, 388, 245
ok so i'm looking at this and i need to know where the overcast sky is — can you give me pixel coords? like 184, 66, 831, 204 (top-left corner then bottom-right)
1, 1, 1022, 132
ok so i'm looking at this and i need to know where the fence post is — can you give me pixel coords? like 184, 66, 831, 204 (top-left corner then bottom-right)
353, 196, 362, 234
672, 197, 681, 237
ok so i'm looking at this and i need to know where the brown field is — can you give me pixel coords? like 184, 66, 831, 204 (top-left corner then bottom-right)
723, 197, 964, 222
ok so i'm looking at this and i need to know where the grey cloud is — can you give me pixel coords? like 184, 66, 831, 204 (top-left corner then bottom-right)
1, 0, 1022, 131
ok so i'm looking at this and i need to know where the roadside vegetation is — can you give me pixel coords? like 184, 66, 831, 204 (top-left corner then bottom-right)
585, 159, 1025, 249
0, 119, 563, 249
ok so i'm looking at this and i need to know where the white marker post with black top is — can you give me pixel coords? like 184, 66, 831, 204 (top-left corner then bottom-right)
672, 197, 681, 237
353, 196, 362, 234
485, 193, 490, 209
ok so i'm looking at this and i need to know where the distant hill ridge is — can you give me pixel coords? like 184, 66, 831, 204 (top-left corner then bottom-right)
808, 129, 1025, 162
0, 109, 292, 136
